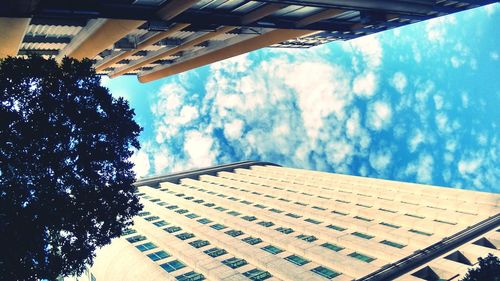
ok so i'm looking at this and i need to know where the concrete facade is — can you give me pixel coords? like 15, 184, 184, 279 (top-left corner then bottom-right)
2, 1, 497, 82
88, 162, 499, 281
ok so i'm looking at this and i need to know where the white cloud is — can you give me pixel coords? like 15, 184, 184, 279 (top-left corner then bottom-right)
369, 149, 392, 172
184, 131, 217, 168
353, 72, 377, 97
153, 152, 171, 174
224, 119, 244, 140
131, 150, 150, 178
450, 56, 463, 68
491, 52, 499, 61
367, 101, 392, 131
405, 153, 434, 183
433, 95, 444, 110
461, 93, 469, 108
409, 129, 425, 153
458, 158, 482, 176
425, 15, 456, 44
390, 72, 407, 94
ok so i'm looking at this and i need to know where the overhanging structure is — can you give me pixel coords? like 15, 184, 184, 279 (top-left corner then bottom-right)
1, 0, 497, 82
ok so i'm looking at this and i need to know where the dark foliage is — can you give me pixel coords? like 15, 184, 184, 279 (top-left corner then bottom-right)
0, 56, 142, 280
461, 254, 500, 281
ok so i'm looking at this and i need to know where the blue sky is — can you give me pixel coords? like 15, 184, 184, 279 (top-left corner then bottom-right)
103, 4, 499, 193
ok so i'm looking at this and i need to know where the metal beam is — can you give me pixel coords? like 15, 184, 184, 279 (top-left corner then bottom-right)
95, 23, 189, 72
95, 0, 200, 72
23, 35, 72, 44
296, 8, 345, 28
55, 18, 145, 61
108, 25, 237, 78
108, 2, 289, 78
0, 17, 31, 58
138, 28, 316, 83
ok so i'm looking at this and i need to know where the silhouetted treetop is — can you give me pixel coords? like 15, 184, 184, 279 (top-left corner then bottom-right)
0, 56, 143, 280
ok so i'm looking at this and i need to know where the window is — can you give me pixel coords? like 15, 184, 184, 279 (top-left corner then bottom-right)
242, 237, 263, 245
217, 194, 227, 198
176, 193, 185, 197
164, 226, 182, 233
305, 218, 322, 224
189, 239, 210, 248
197, 218, 212, 225
126, 235, 146, 243
380, 240, 406, 249
326, 224, 346, 231
405, 213, 425, 219
210, 224, 227, 230
176, 271, 205, 281
122, 228, 136, 235
157, 202, 167, 206
286, 213, 302, 219
353, 216, 373, 222
321, 243, 344, 252
166, 205, 179, 210
176, 232, 195, 240
332, 210, 348, 216
254, 204, 267, 209
296, 234, 317, 243
409, 229, 433, 236
352, 232, 374, 240
185, 213, 200, 219
285, 255, 310, 266
204, 203, 215, 207
269, 208, 283, 214
138, 211, 151, 217
228, 211, 241, 216
215, 207, 228, 212
204, 247, 227, 258
276, 227, 294, 234
243, 269, 272, 281
136, 242, 157, 252
225, 230, 244, 237
380, 222, 400, 229
228, 197, 239, 201
279, 198, 291, 202
257, 221, 274, 227
160, 260, 186, 273
144, 215, 160, 221
311, 266, 341, 279
194, 199, 204, 204
242, 216, 257, 221
241, 200, 252, 205
184, 196, 194, 200
261, 245, 283, 255
312, 206, 326, 211
348, 252, 375, 263
175, 209, 189, 214
336, 199, 350, 204
222, 257, 248, 269
153, 220, 169, 227
433, 219, 457, 225
150, 198, 160, 202
379, 208, 397, 213
147, 250, 170, 261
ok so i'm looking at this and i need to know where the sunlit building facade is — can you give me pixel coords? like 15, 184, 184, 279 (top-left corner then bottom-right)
83, 161, 499, 281
1, 0, 497, 82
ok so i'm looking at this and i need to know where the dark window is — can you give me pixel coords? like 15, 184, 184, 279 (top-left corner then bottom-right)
243, 269, 272, 281
136, 242, 157, 252
242, 216, 257, 221
311, 266, 341, 279
147, 250, 170, 261
269, 208, 283, 214
296, 234, 317, 243
352, 232, 374, 240
380, 222, 400, 229
164, 226, 182, 233
321, 243, 344, 252
122, 228, 137, 235
197, 218, 212, 225
185, 213, 200, 219
348, 252, 375, 263
242, 237, 263, 245
144, 215, 160, 221
380, 240, 406, 249
276, 227, 294, 234
286, 213, 302, 219
189, 239, 210, 248
176, 232, 195, 240
176, 271, 205, 281
175, 209, 189, 214
160, 260, 186, 273
210, 224, 227, 230
257, 221, 274, 227
285, 255, 310, 266
204, 247, 227, 258
305, 218, 322, 224
126, 235, 146, 243
222, 257, 248, 269
326, 224, 346, 231
261, 245, 283, 255
225, 230, 244, 237
153, 220, 169, 227
166, 205, 179, 210
138, 211, 151, 217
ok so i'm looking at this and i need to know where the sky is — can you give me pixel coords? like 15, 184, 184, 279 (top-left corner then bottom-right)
103, 4, 500, 193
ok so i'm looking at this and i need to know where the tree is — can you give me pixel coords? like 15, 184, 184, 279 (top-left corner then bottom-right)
461, 254, 500, 281
0, 56, 143, 280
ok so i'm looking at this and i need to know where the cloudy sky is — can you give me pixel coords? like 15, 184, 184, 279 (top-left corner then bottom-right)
104, 4, 499, 193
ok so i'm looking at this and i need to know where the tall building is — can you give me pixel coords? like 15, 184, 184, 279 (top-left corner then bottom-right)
1, 1, 497, 82
84, 161, 499, 281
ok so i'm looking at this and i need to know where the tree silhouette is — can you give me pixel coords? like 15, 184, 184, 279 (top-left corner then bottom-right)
461, 254, 500, 281
0, 56, 143, 280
